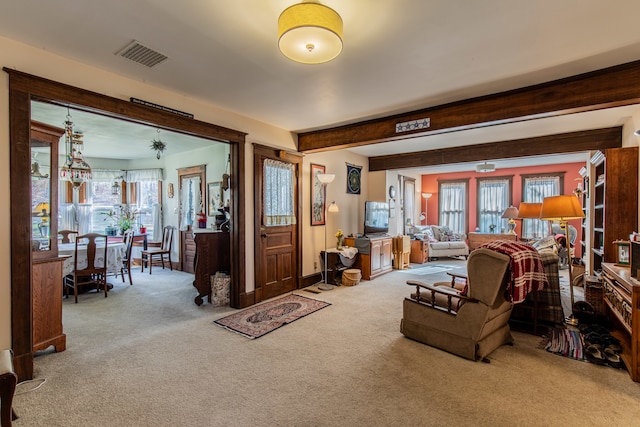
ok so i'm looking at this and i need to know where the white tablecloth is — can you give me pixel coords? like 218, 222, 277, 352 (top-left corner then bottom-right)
59, 242, 125, 276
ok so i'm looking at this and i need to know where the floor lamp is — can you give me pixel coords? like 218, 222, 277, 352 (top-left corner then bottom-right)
317, 173, 339, 291
517, 202, 542, 239
420, 193, 432, 225
540, 195, 585, 325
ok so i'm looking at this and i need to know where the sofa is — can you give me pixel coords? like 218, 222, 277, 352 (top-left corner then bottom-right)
413, 225, 469, 260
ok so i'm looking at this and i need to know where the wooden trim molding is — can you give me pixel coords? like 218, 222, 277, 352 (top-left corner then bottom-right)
368, 127, 622, 172
298, 59, 640, 153
5, 68, 248, 380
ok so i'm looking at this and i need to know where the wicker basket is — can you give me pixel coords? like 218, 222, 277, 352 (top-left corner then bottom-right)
342, 269, 361, 286
584, 276, 605, 315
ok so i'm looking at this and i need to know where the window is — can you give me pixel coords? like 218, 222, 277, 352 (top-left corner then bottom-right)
477, 177, 511, 233
90, 180, 123, 233
129, 180, 160, 237
439, 180, 468, 234
263, 159, 296, 226
521, 174, 563, 238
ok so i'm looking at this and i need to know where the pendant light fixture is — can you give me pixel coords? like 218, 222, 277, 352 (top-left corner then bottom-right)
278, 1, 343, 64
59, 108, 92, 189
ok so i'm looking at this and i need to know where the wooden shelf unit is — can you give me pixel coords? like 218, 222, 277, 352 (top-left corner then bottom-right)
410, 239, 429, 264
601, 263, 640, 382
343, 236, 393, 280
588, 148, 638, 274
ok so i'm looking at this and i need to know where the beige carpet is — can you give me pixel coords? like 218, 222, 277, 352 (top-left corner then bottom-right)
14, 261, 640, 426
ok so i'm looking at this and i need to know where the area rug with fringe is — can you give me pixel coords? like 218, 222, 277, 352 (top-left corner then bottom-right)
213, 294, 330, 339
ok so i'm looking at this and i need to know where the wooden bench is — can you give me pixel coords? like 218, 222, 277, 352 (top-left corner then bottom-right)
0, 349, 17, 426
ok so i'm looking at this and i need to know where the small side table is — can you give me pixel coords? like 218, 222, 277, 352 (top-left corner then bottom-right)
410, 239, 429, 264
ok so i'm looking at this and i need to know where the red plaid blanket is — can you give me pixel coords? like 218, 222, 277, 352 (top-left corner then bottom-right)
479, 240, 548, 304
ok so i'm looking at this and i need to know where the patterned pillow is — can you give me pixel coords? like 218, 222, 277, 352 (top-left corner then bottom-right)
424, 228, 438, 243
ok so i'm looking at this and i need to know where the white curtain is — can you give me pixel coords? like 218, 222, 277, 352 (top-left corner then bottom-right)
478, 179, 509, 233
76, 204, 92, 235
439, 181, 466, 234
126, 168, 163, 182
59, 203, 77, 231
523, 176, 561, 238
180, 176, 201, 230
152, 203, 163, 242
91, 169, 125, 182
264, 159, 296, 226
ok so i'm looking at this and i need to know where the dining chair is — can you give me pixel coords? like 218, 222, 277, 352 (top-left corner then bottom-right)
58, 229, 78, 244
64, 233, 109, 303
141, 226, 175, 274
118, 231, 135, 285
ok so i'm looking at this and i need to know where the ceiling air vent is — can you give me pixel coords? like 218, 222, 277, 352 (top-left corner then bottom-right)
116, 40, 168, 68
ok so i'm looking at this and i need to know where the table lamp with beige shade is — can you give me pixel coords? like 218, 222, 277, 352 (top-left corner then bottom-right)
540, 195, 585, 325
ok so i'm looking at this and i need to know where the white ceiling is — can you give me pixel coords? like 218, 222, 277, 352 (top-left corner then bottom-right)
4, 0, 640, 165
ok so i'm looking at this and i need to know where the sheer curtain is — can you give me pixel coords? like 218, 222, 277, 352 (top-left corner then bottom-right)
522, 176, 561, 238
264, 159, 296, 226
59, 204, 77, 231
180, 176, 201, 230
76, 204, 92, 235
439, 181, 466, 234
478, 179, 509, 233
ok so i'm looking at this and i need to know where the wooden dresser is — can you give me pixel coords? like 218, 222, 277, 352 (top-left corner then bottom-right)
410, 239, 429, 264
343, 236, 392, 280
192, 230, 230, 305
32, 256, 67, 353
601, 262, 640, 382
180, 229, 197, 273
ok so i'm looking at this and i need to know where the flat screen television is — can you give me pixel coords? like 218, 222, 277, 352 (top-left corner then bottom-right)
364, 201, 390, 236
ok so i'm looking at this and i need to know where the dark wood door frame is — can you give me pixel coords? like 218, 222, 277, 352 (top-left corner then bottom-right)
252, 145, 303, 305
5, 68, 248, 381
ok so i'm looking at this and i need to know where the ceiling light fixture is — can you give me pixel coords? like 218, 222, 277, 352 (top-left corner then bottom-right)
278, 1, 343, 64
60, 108, 92, 190
475, 161, 496, 173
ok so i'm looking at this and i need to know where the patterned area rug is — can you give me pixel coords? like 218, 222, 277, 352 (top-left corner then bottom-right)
213, 294, 330, 339
540, 327, 584, 360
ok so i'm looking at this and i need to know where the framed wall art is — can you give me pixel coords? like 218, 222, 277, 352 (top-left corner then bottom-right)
346, 163, 362, 195
311, 163, 326, 226
207, 181, 222, 216
614, 240, 631, 266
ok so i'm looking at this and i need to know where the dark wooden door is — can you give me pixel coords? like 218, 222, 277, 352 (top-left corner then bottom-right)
254, 146, 302, 302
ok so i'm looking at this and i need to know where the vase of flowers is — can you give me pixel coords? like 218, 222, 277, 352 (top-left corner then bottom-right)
335, 229, 344, 249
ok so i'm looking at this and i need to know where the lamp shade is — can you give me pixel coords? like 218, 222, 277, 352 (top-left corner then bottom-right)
517, 202, 542, 219
316, 173, 335, 184
422, 193, 432, 199
539, 195, 585, 221
328, 201, 339, 212
501, 206, 519, 219
33, 202, 49, 216
278, 2, 343, 64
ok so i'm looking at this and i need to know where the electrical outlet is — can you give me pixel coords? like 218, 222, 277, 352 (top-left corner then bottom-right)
314, 261, 318, 270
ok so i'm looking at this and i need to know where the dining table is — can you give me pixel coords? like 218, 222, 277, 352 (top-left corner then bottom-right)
58, 242, 126, 277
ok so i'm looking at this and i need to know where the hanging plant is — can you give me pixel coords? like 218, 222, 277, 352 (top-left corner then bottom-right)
150, 129, 167, 159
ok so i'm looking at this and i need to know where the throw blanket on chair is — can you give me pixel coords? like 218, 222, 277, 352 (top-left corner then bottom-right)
480, 240, 548, 303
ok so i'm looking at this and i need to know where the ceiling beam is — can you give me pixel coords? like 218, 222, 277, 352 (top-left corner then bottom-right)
298, 60, 640, 153
368, 127, 622, 171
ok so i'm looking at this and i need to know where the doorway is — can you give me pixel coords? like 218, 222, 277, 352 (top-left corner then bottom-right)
253, 145, 302, 302
6, 69, 247, 380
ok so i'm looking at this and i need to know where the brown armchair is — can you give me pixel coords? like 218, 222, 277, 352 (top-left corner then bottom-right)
401, 248, 513, 362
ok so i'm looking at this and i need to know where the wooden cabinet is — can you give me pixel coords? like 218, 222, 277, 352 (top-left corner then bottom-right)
192, 230, 230, 305
589, 148, 638, 273
181, 229, 197, 273
344, 236, 392, 280
410, 239, 429, 264
32, 257, 67, 353
601, 263, 640, 382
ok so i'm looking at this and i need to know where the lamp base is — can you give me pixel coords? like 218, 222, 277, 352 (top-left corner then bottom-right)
565, 315, 579, 326
506, 219, 517, 235
318, 283, 334, 291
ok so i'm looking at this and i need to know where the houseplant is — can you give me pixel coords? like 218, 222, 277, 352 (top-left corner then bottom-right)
102, 205, 139, 235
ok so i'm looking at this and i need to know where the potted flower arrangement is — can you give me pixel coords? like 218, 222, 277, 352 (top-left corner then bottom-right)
335, 229, 344, 249
102, 205, 140, 235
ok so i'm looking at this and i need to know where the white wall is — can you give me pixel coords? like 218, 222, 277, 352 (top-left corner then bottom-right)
0, 36, 295, 347
301, 151, 369, 277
